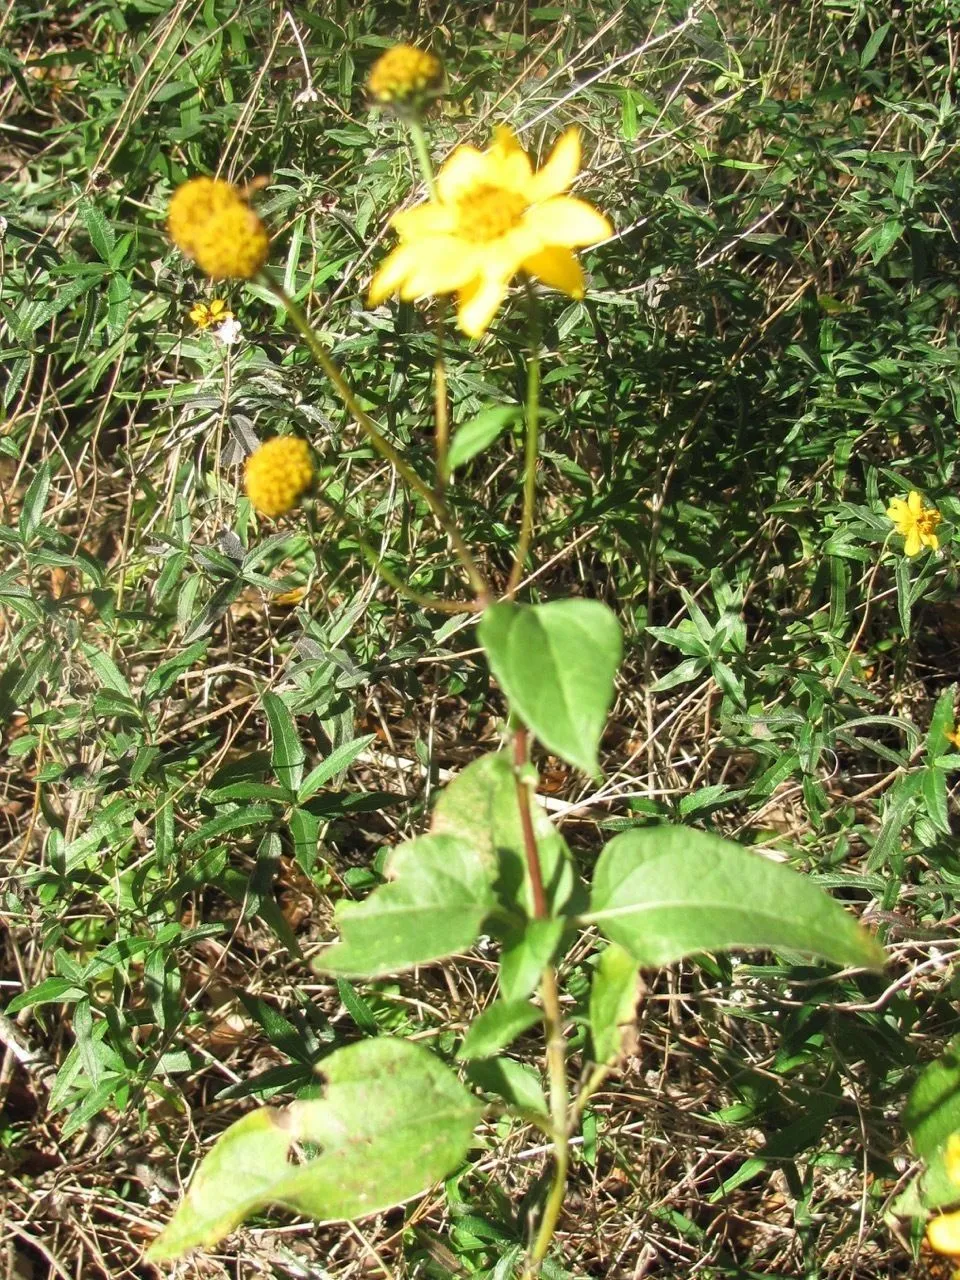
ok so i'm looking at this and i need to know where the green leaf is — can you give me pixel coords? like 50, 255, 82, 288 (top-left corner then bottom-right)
297, 733, 376, 802
314, 835, 496, 978
498, 917, 564, 1002
19, 461, 51, 542
143, 640, 208, 702
585, 827, 885, 970
478, 600, 622, 775
288, 805, 322, 876
147, 1038, 482, 1260
589, 944, 640, 1064
926, 685, 957, 758
901, 1036, 960, 1214
262, 691, 306, 793
445, 405, 519, 478
431, 751, 573, 918
466, 1057, 548, 1117
456, 1000, 541, 1061
895, 555, 912, 639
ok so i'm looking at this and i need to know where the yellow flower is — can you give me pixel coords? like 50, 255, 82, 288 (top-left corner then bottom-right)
927, 1135, 960, 1262
189, 299, 232, 329
244, 438, 315, 517
368, 125, 612, 337
168, 177, 269, 280
945, 726, 960, 750
367, 44, 443, 106
886, 490, 941, 557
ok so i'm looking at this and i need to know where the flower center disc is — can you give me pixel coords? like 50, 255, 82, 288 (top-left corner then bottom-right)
457, 186, 528, 242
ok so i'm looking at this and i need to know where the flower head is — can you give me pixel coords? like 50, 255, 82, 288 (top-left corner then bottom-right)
168, 177, 269, 280
244, 437, 315, 517
368, 126, 612, 337
927, 1135, 960, 1263
886, 490, 941, 557
368, 44, 443, 107
189, 298, 232, 329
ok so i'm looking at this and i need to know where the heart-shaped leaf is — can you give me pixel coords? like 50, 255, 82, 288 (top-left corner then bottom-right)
478, 600, 622, 775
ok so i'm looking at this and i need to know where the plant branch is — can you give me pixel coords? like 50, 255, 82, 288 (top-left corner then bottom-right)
507, 283, 541, 597
262, 274, 490, 604
514, 723, 569, 1277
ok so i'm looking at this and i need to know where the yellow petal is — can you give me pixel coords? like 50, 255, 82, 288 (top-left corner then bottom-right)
923, 532, 940, 551
886, 498, 908, 523
189, 303, 209, 326
368, 244, 419, 305
907, 490, 923, 515
928, 1209, 960, 1256
523, 195, 612, 247
904, 528, 922, 557
945, 1134, 960, 1185
487, 126, 534, 190
522, 246, 585, 298
456, 275, 509, 337
391, 201, 457, 240
529, 127, 581, 201
437, 145, 490, 203
398, 239, 481, 298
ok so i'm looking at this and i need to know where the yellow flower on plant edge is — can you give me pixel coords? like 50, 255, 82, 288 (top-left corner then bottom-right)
886, 490, 941, 557
368, 126, 612, 337
189, 299, 232, 329
244, 437, 315, 518
926, 1135, 960, 1266
168, 177, 269, 280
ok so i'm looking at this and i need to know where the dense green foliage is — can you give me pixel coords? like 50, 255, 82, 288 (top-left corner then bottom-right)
2, 1, 960, 1276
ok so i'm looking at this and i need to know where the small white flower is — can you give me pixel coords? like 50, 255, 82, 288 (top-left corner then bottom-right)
293, 86, 319, 109
214, 316, 243, 345
0, 215, 8, 241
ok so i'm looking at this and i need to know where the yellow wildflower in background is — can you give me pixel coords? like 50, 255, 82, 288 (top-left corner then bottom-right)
168, 177, 269, 280
886, 490, 941, 556
368, 126, 612, 337
368, 44, 443, 106
945, 725, 960, 750
244, 437, 315, 517
927, 1135, 960, 1266
189, 299, 232, 329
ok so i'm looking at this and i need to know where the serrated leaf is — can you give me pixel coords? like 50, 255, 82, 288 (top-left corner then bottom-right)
589, 944, 640, 1064
456, 1000, 541, 1061
147, 1038, 482, 1260
478, 600, 622, 775
314, 835, 496, 978
585, 827, 885, 970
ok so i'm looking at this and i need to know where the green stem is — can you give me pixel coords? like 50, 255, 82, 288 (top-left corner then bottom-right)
262, 273, 490, 604
507, 285, 541, 597
406, 116, 437, 198
514, 723, 569, 1278
315, 488, 475, 614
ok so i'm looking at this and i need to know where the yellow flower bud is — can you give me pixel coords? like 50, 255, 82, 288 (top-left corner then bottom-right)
367, 44, 443, 106
168, 177, 269, 280
244, 437, 315, 518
